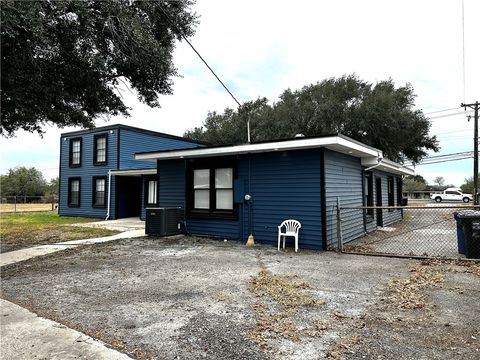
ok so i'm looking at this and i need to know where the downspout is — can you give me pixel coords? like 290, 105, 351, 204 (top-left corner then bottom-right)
364, 152, 383, 172
105, 169, 112, 220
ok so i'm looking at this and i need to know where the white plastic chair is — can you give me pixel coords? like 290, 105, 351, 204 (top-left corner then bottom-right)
277, 219, 301, 252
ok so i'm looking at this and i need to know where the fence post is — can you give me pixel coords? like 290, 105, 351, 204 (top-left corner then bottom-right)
14, 195, 17, 213
51, 196, 54, 211
336, 197, 343, 252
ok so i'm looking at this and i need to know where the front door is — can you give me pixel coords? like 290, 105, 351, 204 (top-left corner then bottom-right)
375, 177, 383, 226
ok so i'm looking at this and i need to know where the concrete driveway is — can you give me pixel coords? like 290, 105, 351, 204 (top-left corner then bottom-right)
1, 236, 479, 359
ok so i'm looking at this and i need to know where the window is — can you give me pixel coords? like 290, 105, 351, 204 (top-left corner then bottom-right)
215, 168, 233, 210
68, 178, 81, 207
194, 169, 210, 209
69, 138, 82, 167
387, 176, 395, 209
94, 134, 107, 165
92, 177, 107, 208
187, 159, 236, 219
364, 172, 373, 219
144, 177, 158, 206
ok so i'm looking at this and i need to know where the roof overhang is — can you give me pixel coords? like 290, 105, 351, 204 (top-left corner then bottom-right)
361, 158, 415, 176
110, 169, 157, 177
135, 135, 380, 161
134, 134, 414, 176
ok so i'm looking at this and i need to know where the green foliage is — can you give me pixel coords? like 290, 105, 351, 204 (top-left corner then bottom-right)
184, 75, 439, 164
45, 177, 59, 197
1, 0, 197, 136
403, 175, 427, 192
0, 212, 93, 226
0, 166, 46, 196
460, 175, 479, 194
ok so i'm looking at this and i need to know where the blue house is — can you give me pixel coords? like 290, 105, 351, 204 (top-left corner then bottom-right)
135, 134, 414, 250
58, 124, 203, 220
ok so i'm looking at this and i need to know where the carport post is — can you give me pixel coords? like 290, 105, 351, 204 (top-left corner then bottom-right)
336, 197, 343, 252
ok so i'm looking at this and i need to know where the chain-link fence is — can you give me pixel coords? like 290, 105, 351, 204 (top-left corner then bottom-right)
0, 196, 58, 213
336, 205, 480, 259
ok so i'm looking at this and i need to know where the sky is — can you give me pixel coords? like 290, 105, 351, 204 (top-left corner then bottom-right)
1, 0, 479, 186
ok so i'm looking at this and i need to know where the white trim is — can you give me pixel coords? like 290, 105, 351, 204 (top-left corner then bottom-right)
135, 135, 380, 161
362, 158, 415, 176
134, 135, 414, 176
110, 169, 157, 176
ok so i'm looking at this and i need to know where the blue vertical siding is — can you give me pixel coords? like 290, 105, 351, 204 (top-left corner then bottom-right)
324, 150, 365, 246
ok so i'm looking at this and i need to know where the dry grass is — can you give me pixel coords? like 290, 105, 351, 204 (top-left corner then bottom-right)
0, 203, 57, 213
248, 269, 321, 349
0, 212, 118, 253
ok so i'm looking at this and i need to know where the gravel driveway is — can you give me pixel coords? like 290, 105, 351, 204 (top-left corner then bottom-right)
1, 236, 479, 359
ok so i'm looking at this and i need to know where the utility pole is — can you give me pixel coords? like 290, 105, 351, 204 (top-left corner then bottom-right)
461, 101, 479, 205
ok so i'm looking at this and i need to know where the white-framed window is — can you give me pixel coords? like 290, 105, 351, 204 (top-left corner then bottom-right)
194, 169, 210, 209
215, 168, 233, 210
146, 180, 157, 205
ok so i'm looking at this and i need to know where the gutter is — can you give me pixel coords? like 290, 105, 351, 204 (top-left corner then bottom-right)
364, 152, 384, 172
105, 170, 112, 220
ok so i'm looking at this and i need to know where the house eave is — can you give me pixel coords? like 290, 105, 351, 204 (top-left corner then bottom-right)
361, 158, 415, 176
135, 135, 380, 162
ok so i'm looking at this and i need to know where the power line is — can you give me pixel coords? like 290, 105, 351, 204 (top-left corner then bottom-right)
157, 4, 240, 108
404, 151, 474, 167
428, 109, 474, 119
424, 107, 461, 115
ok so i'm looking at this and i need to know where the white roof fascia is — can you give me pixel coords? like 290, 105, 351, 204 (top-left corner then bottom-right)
335, 136, 380, 158
135, 136, 380, 161
361, 158, 415, 176
110, 169, 157, 176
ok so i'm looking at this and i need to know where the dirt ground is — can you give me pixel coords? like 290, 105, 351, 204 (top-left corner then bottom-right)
1, 236, 479, 359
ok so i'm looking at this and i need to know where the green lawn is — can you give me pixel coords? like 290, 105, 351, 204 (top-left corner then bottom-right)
0, 212, 119, 253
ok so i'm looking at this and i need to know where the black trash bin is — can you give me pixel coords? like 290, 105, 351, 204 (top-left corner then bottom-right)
458, 211, 480, 259
453, 212, 466, 254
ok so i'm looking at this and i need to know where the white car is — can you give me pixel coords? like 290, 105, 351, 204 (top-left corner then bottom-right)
430, 188, 473, 203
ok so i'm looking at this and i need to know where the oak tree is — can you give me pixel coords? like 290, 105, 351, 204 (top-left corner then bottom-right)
1, 0, 197, 136
185, 75, 439, 164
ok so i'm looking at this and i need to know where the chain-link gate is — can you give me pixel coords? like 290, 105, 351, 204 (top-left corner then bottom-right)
336, 205, 480, 259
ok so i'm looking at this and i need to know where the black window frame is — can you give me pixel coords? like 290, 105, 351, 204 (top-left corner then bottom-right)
69, 138, 82, 167
186, 157, 237, 220
93, 133, 108, 166
364, 172, 374, 221
144, 175, 158, 207
68, 177, 81, 208
387, 176, 395, 210
92, 176, 107, 208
